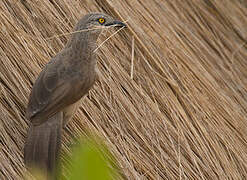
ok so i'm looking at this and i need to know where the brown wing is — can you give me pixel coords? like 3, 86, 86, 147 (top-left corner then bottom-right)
26, 57, 82, 126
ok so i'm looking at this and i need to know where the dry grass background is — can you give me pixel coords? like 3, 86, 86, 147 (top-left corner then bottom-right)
0, 0, 247, 179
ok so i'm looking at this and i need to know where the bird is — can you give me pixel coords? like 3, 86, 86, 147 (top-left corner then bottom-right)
24, 12, 126, 179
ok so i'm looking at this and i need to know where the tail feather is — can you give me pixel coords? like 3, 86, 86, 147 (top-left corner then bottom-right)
24, 112, 63, 178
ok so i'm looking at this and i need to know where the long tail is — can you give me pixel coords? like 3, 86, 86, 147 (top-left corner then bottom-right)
24, 112, 63, 179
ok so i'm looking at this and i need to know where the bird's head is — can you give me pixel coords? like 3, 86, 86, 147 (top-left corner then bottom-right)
75, 12, 126, 35
67, 13, 126, 49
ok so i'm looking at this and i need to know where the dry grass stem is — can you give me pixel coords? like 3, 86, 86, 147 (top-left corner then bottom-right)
130, 36, 135, 79
94, 26, 125, 52
46, 23, 127, 41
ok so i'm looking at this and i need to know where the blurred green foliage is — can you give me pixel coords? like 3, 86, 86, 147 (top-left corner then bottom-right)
60, 135, 117, 180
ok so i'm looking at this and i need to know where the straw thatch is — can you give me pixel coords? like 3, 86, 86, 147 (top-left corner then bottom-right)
1, 0, 247, 179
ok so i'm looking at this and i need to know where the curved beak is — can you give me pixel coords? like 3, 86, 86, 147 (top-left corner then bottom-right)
105, 20, 127, 28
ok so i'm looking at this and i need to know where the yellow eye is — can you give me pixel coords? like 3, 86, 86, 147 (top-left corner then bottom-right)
98, 18, 105, 24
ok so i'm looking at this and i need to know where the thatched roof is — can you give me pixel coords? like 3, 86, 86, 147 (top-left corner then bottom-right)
1, 0, 247, 179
